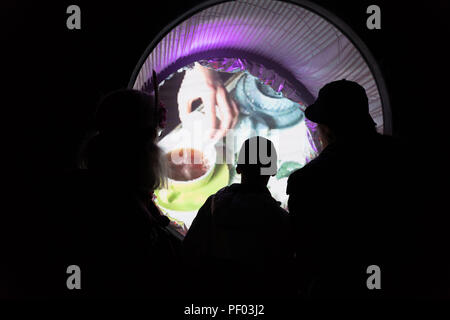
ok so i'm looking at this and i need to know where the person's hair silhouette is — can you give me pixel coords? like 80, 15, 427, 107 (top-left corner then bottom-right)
85, 89, 166, 192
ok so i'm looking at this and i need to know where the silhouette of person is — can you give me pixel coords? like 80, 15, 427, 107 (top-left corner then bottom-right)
183, 136, 294, 298
65, 89, 182, 297
287, 80, 420, 298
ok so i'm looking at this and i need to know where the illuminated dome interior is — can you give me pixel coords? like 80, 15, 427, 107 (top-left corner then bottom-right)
128, 0, 391, 230
130, 0, 390, 133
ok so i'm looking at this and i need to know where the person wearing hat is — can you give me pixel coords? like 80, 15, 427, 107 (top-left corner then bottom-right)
304, 79, 378, 146
286, 80, 418, 298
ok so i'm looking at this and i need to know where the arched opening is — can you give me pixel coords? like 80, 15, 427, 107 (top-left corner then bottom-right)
129, 0, 391, 232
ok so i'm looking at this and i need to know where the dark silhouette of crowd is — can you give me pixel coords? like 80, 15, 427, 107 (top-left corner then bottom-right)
55, 79, 441, 299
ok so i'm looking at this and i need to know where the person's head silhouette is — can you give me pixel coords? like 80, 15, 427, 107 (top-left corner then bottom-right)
86, 89, 166, 192
236, 136, 277, 187
305, 80, 377, 144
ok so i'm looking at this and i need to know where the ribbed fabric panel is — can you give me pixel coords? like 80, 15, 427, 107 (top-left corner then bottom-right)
133, 0, 383, 130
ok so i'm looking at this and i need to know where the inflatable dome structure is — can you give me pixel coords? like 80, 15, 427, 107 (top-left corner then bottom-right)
130, 0, 390, 133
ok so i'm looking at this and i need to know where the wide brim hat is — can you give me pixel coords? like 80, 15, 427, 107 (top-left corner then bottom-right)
305, 79, 376, 128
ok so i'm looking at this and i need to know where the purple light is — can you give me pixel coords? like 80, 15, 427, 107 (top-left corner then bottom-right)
132, 0, 384, 131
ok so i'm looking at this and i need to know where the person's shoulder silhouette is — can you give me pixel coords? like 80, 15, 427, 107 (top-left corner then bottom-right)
183, 136, 294, 298
64, 89, 181, 298
287, 80, 417, 298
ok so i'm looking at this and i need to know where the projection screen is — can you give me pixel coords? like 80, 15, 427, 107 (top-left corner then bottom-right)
129, 0, 391, 233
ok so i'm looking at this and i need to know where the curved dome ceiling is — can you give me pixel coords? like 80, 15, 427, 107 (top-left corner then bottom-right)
130, 0, 389, 133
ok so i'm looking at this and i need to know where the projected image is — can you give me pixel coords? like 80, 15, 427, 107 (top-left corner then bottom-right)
154, 62, 319, 232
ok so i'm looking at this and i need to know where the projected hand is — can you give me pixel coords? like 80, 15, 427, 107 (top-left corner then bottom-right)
177, 62, 239, 140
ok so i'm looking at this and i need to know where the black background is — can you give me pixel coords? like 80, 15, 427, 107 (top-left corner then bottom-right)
2, 0, 449, 298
